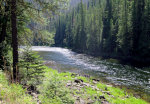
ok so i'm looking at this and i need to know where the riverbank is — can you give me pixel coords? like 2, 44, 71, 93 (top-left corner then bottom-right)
71, 48, 150, 68
38, 67, 149, 104
0, 67, 149, 104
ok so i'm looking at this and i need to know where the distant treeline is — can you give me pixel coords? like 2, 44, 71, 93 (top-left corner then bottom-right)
54, 0, 150, 67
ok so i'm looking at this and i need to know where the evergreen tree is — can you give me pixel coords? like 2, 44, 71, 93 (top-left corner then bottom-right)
132, 0, 145, 57
101, 0, 113, 56
19, 47, 44, 85
54, 0, 150, 66
87, 16, 99, 54
79, 0, 87, 51
11, 0, 19, 81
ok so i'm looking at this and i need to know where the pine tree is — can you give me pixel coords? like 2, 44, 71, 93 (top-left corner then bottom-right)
101, 0, 113, 56
87, 16, 99, 54
79, 0, 87, 51
11, 0, 19, 81
54, 0, 150, 66
132, 0, 145, 57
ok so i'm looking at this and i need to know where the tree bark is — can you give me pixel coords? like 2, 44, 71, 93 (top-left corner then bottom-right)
11, 0, 19, 82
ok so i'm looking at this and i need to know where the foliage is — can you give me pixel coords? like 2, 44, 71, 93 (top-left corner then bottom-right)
55, 0, 150, 66
38, 68, 74, 104
0, 65, 148, 104
32, 30, 55, 46
19, 47, 45, 85
0, 0, 70, 81
0, 71, 36, 104
38, 67, 148, 104
0, 41, 12, 70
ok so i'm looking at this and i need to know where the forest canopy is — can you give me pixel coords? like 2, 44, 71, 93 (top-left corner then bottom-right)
0, 0, 150, 103
55, 0, 150, 67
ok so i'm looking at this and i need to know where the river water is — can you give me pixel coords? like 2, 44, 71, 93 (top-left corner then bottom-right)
32, 46, 150, 96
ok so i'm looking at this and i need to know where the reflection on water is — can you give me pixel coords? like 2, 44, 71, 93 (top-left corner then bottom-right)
32, 46, 150, 95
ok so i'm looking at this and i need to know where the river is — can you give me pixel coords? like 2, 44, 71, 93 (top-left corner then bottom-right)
32, 46, 150, 98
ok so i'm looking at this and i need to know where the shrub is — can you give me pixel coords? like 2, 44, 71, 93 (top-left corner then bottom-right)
38, 69, 74, 104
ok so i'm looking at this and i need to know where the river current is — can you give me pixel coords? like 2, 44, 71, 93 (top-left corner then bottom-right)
31, 46, 150, 96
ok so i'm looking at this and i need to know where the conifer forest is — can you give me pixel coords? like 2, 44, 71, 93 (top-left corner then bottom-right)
55, 0, 150, 67
0, 0, 150, 104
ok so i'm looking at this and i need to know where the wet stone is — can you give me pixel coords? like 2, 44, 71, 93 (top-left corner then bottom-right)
99, 96, 106, 100
101, 101, 110, 104
83, 74, 90, 78
74, 79, 83, 83
92, 79, 100, 82
94, 96, 97, 99
67, 83, 71, 86
87, 100, 94, 104
83, 82, 90, 87
93, 80, 98, 84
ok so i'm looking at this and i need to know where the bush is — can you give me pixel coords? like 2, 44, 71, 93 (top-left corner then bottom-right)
38, 68, 74, 104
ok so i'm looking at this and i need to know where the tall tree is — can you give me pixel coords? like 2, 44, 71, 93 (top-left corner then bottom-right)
101, 0, 113, 56
11, 0, 18, 81
54, 0, 150, 66
79, 0, 87, 51
132, 0, 145, 56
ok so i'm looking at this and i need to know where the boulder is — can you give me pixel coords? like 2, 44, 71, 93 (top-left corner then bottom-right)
74, 79, 83, 83
99, 96, 106, 100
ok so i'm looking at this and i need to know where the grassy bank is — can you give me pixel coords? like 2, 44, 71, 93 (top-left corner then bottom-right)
37, 67, 148, 104
0, 70, 36, 104
0, 67, 149, 104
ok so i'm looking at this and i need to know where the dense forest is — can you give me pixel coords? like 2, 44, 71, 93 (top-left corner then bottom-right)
55, 0, 150, 67
0, 0, 150, 103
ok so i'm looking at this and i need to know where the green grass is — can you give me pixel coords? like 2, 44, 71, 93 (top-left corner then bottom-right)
37, 67, 148, 104
97, 82, 148, 104
0, 70, 36, 104
0, 67, 149, 104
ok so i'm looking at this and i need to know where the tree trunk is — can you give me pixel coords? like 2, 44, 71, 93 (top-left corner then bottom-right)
11, 0, 18, 82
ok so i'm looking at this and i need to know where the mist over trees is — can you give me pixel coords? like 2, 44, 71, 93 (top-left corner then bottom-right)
55, 0, 150, 66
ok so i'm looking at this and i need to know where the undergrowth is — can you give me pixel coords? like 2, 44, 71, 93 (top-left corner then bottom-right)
37, 67, 148, 104
0, 70, 36, 104
38, 67, 75, 104
0, 67, 148, 104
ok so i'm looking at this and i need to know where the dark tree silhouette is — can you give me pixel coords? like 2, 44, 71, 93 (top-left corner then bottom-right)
11, 0, 19, 81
